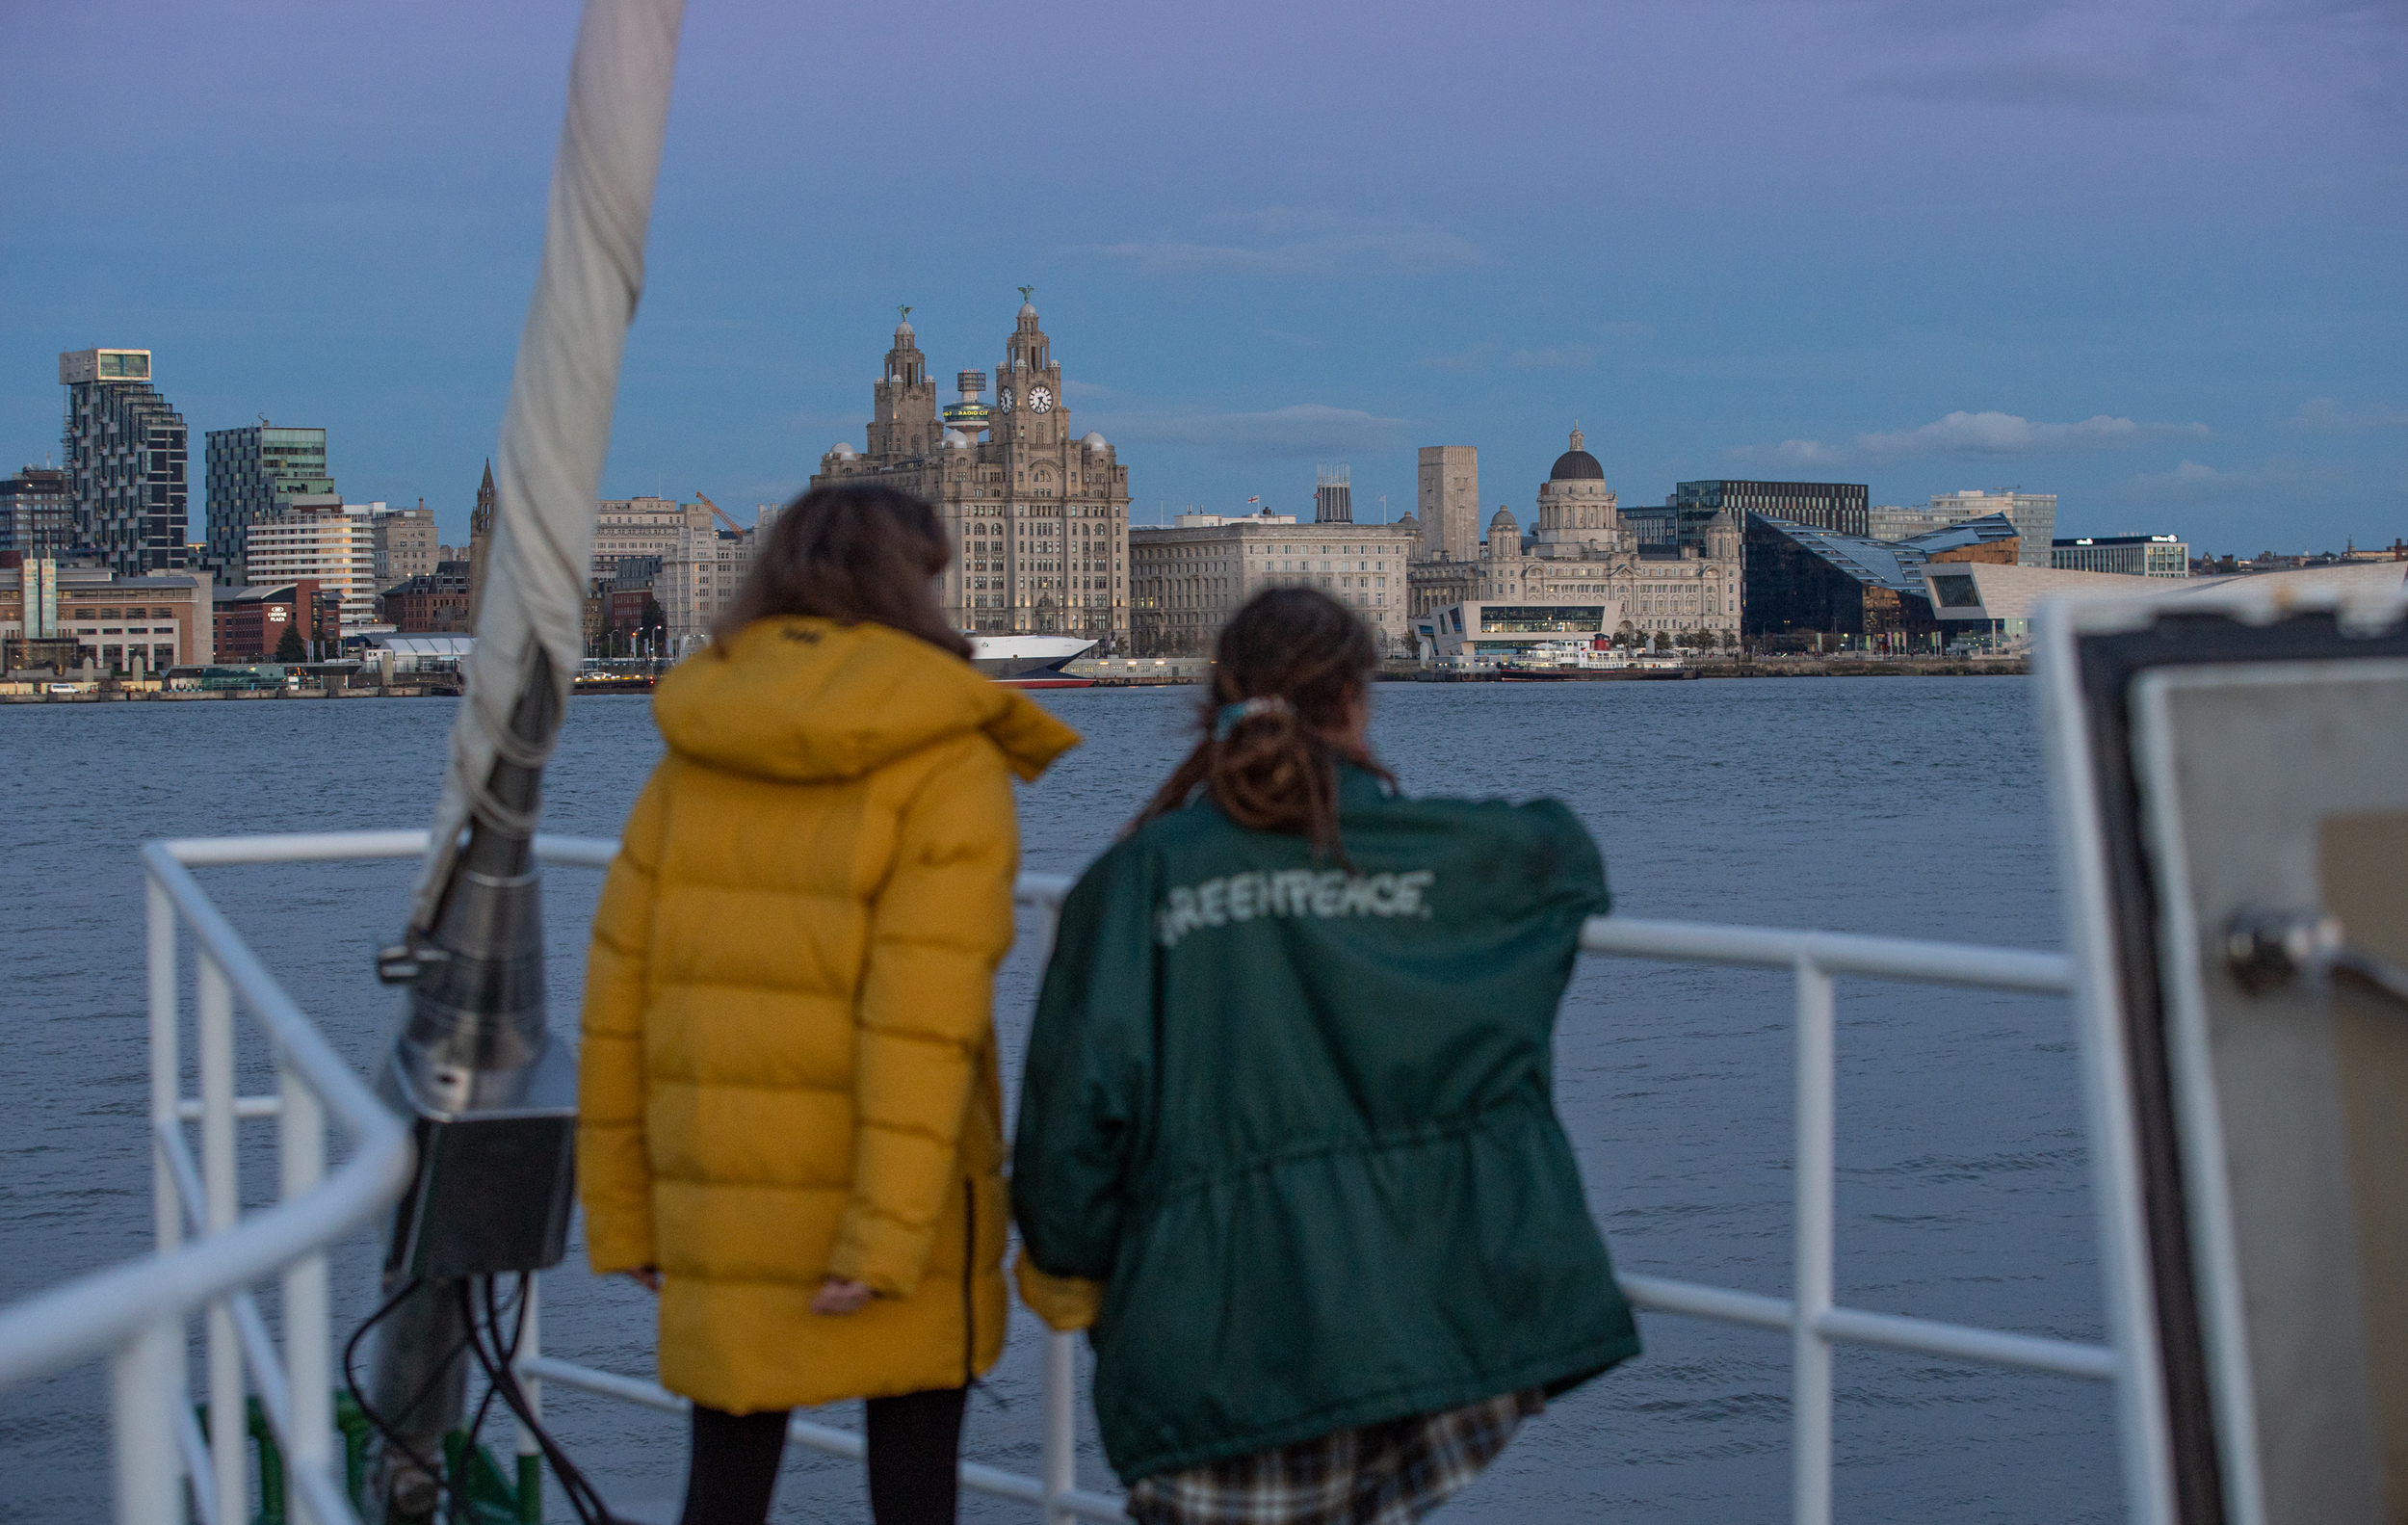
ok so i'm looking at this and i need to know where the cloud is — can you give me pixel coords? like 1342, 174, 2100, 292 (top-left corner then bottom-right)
1731, 437, 1849, 466
1858, 409, 2208, 457
2287, 397, 2408, 432
1508, 345, 1600, 370
1852, 54, 2195, 112
1422, 342, 1499, 374
1104, 403, 1412, 460
2112, 455, 2347, 503
1738, 409, 2212, 463
1059, 379, 1117, 400
1080, 209, 1486, 279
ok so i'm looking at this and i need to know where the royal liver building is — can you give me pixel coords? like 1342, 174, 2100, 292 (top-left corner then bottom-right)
812, 296, 1130, 644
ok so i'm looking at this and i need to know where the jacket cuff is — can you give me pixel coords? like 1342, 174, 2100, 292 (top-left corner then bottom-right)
585, 1220, 657, 1277
1013, 1249, 1102, 1331
827, 1226, 925, 1299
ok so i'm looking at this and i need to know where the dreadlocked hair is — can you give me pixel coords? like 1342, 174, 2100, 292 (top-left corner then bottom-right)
1133, 588, 1394, 862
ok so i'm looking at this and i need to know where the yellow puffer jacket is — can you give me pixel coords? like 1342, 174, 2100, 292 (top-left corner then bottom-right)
578, 616, 1078, 1414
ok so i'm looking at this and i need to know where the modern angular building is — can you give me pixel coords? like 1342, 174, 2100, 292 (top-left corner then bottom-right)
1743, 512, 2019, 644
1, 465, 76, 557
812, 299, 1132, 643
203, 424, 335, 581
59, 349, 190, 574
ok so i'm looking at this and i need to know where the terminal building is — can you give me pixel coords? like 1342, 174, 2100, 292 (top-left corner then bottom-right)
2051, 534, 2188, 578
1, 559, 213, 671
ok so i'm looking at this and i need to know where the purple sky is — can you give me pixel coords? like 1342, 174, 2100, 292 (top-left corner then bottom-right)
5, 0, 2402, 554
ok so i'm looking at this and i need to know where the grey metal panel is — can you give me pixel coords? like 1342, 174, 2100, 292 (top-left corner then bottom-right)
2130, 658, 2408, 1525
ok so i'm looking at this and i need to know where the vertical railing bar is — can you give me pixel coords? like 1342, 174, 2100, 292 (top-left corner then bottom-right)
198, 954, 249, 1525
1792, 957, 1836, 1525
147, 877, 183, 1262
112, 1317, 185, 1525
1042, 1332, 1078, 1525
280, 1056, 331, 1524
515, 1275, 544, 1523
145, 876, 194, 1508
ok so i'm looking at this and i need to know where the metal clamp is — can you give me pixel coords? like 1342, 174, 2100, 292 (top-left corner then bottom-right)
2225, 907, 2408, 1012
373, 939, 449, 986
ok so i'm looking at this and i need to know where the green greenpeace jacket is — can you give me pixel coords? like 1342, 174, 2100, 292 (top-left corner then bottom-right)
1011, 766, 1639, 1483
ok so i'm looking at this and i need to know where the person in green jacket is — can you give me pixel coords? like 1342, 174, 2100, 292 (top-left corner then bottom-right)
1012, 588, 1639, 1525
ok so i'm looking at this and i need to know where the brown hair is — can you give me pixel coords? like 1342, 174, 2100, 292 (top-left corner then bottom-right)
712, 484, 971, 659
1133, 588, 1393, 859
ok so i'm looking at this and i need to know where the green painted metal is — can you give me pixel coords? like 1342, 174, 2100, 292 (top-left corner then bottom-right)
217, 1391, 531, 1525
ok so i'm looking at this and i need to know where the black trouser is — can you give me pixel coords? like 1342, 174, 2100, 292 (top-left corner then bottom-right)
679, 1386, 969, 1525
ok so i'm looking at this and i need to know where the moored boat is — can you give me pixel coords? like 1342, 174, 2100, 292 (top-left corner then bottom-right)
970, 633, 1096, 687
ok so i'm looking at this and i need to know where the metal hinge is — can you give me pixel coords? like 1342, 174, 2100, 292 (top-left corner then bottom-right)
2225, 907, 2408, 1012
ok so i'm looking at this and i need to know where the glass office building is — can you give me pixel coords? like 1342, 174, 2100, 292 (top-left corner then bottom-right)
204, 425, 335, 578
1631, 480, 1871, 552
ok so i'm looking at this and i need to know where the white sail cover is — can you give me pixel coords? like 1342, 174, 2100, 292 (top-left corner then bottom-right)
411, 0, 687, 931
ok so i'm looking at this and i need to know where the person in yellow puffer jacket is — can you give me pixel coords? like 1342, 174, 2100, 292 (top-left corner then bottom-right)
579, 484, 1079, 1525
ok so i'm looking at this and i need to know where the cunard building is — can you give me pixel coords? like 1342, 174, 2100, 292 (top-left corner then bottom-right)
812, 296, 1130, 644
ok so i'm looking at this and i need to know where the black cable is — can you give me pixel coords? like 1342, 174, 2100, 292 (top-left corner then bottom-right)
341, 1275, 483, 1522
456, 1276, 625, 1525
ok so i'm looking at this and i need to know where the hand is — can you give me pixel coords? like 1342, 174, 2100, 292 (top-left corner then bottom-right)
624, 1267, 662, 1294
811, 1277, 875, 1316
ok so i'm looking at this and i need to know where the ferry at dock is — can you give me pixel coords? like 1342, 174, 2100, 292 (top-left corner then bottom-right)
970, 633, 1095, 688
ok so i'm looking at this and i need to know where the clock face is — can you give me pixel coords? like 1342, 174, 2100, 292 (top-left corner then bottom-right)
997, 387, 1015, 412
1028, 386, 1055, 414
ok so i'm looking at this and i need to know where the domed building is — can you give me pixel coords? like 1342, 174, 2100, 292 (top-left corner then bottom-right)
1533, 427, 1625, 554
1408, 424, 1745, 652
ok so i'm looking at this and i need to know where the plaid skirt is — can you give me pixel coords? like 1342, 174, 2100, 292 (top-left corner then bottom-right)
1125, 1388, 1544, 1525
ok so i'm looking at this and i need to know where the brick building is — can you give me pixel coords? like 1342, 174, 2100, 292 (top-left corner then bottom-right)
213, 581, 340, 662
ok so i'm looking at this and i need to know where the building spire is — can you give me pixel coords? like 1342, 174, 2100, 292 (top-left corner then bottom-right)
1570, 423, 1584, 453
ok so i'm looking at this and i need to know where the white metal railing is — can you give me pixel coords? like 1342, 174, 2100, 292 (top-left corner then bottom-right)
0, 830, 2122, 1525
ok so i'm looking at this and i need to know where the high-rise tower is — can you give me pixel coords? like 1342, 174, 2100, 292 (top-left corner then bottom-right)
1416, 445, 1479, 562
60, 348, 189, 573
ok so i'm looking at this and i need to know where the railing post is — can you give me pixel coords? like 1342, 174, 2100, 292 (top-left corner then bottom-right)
198, 954, 248, 1525
112, 1316, 184, 1525
1041, 1331, 1077, 1525
514, 1276, 543, 1524
280, 1056, 331, 1523
1792, 957, 1836, 1525
147, 877, 182, 1259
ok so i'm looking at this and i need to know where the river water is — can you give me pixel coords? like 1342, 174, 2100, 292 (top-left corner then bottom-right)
0, 676, 2112, 1523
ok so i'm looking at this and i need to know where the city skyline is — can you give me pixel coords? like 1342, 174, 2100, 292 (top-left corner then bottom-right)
3, 1, 2400, 556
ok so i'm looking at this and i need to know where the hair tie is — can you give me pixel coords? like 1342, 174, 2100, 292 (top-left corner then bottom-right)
1214, 696, 1293, 741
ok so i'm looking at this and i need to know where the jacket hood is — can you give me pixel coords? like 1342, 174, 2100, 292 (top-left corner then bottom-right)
652, 617, 1080, 784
